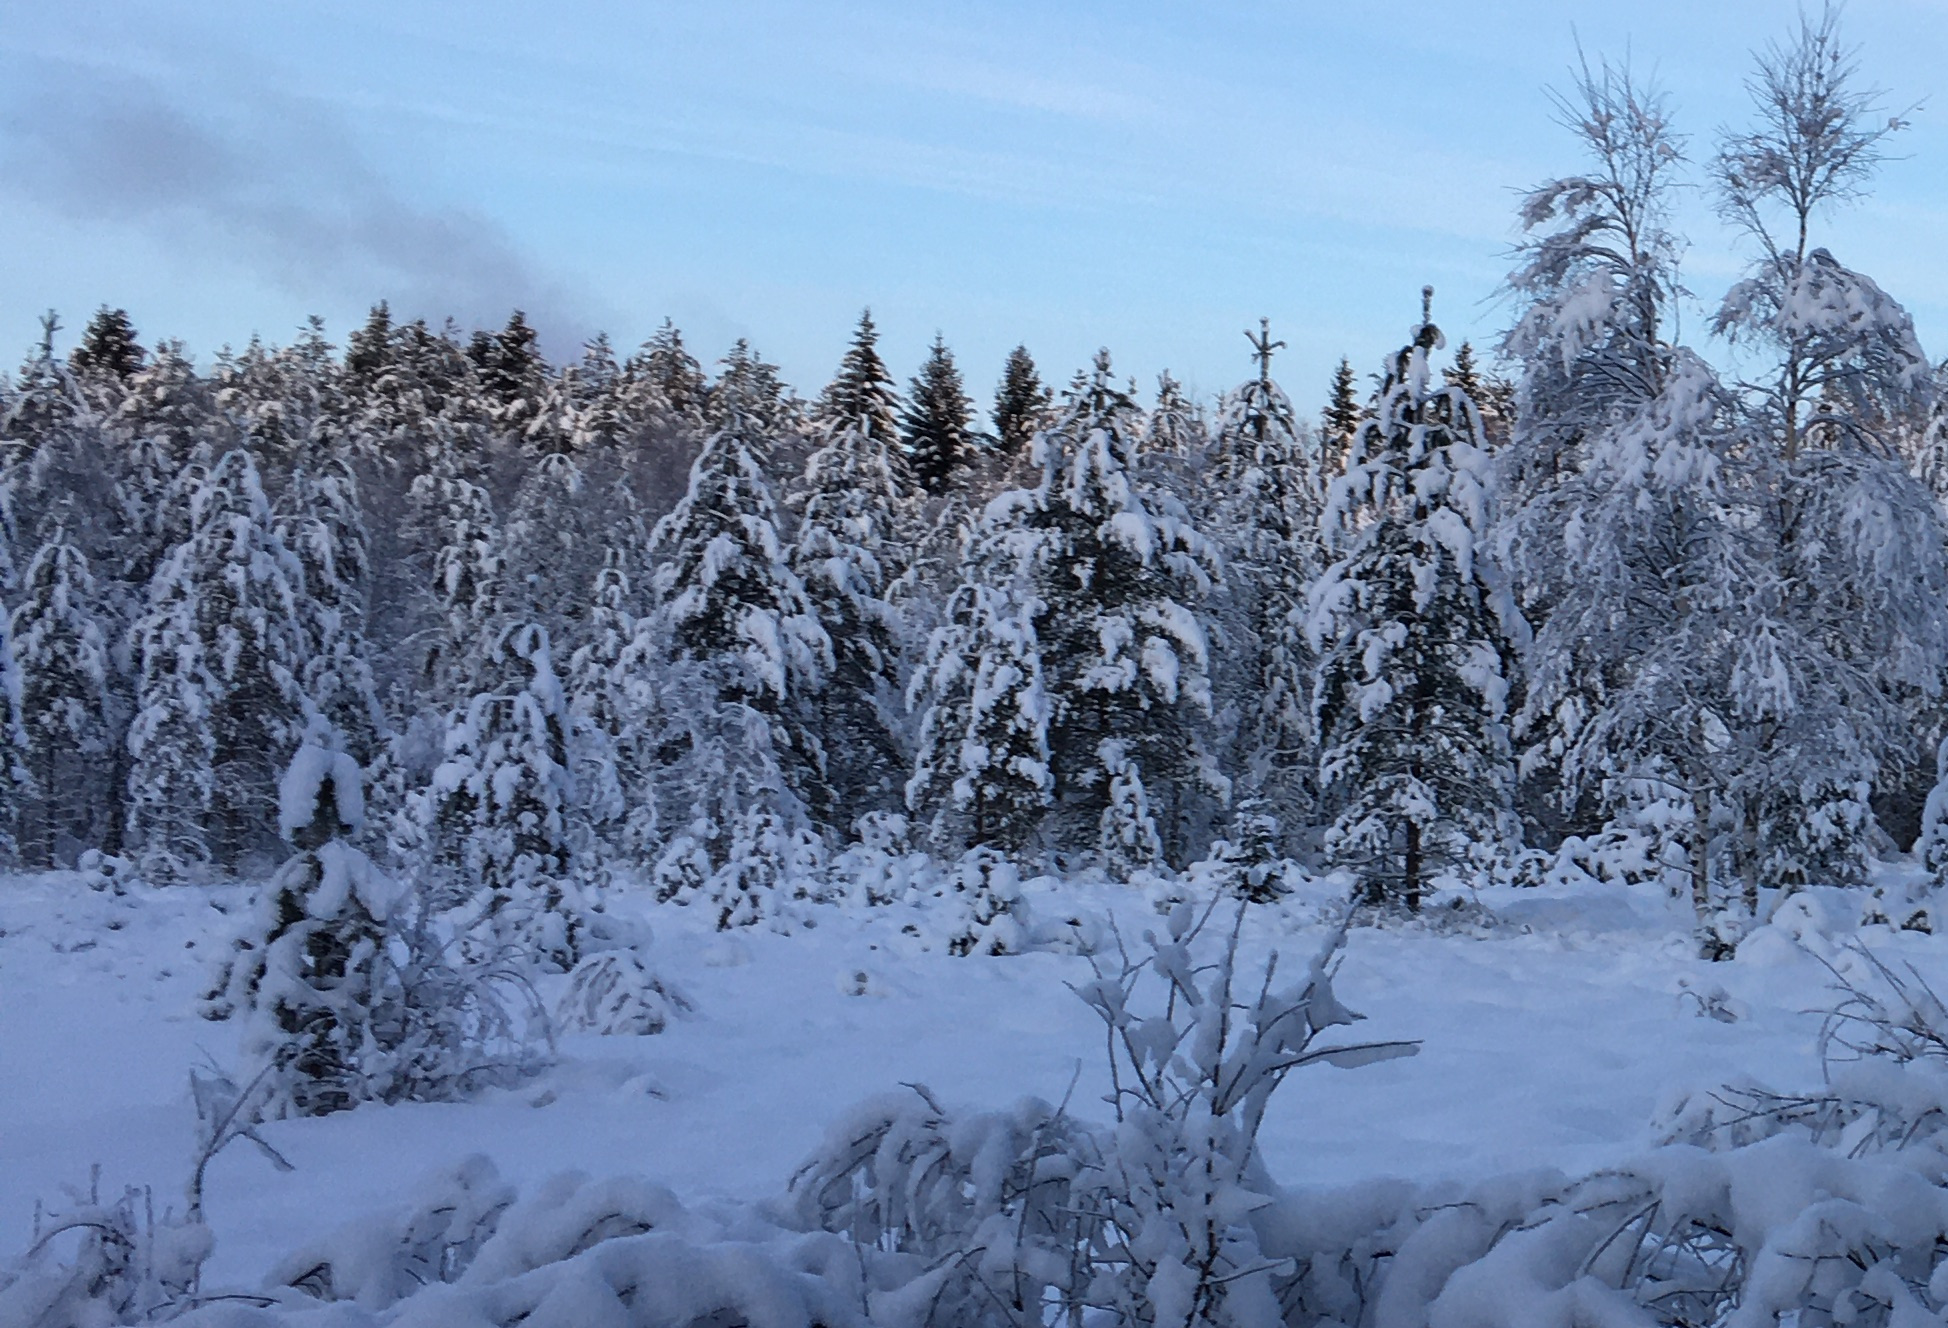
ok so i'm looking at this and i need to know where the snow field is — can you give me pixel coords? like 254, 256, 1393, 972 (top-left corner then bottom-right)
3, 869, 1901, 1295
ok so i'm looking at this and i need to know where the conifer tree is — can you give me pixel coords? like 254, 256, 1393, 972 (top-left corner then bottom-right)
1211, 322, 1322, 832
1310, 296, 1517, 910
706, 339, 797, 438
908, 574, 1054, 856
1320, 356, 1363, 480
468, 310, 548, 441
1142, 371, 1207, 472
629, 319, 711, 434
128, 450, 306, 876
635, 353, 828, 912
407, 421, 503, 700
901, 334, 974, 494
66, 307, 145, 403
0, 591, 26, 865
280, 460, 384, 769
1, 313, 84, 465
563, 550, 635, 868
993, 345, 1052, 460
11, 527, 111, 864
240, 739, 400, 1116
791, 314, 912, 833
1024, 350, 1221, 867
113, 339, 216, 587
1443, 342, 1513, 449
433, 623, 584, 968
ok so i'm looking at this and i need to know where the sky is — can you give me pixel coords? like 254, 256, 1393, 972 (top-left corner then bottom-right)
3, 1, 1947, 414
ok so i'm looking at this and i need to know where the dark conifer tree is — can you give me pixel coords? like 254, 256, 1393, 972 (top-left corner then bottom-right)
992, 345, 1051, 459
66, 307, 145, 390
901, 334, 974, 493
1321, 356, 1362, 479
468, 310, 547, 439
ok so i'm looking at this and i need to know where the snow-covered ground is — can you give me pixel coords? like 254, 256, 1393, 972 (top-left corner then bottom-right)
0, 871, 1930, 1287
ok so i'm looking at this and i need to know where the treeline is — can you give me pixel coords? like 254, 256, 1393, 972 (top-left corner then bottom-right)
4, 11, 1948, 952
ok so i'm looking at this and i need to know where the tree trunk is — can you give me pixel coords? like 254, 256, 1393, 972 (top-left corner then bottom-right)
1691, 783, 1715, 953
1404, 820, 1422, 914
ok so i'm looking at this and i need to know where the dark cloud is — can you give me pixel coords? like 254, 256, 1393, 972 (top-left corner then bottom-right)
0, 54, 604, 351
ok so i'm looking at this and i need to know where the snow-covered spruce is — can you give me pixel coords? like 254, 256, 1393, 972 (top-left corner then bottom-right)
1309, 296, 1519, 910
210, 739, 400, 1116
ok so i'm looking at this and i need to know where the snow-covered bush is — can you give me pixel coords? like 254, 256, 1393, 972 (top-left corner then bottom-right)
946, 846, 1031, 957
0, 1171, 212, 1328
205, 742, 548, 1114
556, 950, 692, 1037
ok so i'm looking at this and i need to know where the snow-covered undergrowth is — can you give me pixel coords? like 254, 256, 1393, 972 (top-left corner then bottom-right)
8, 866, 1948, 1326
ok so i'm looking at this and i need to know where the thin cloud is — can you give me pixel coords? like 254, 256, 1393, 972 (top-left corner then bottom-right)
0, 52, 604, 350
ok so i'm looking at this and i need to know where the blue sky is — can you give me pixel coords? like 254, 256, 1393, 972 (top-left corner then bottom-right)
4, 1, 1946, 414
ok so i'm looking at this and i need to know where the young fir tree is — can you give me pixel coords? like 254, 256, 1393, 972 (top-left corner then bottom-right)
1, 313, 85, 472
1443, 342, 1513, 449
1023, 350, 1221, 868
11, 527, 111, 865
1309, 295, 1517, 910
1210, 321, 1322, 835
791, 312, 912, 834
907, 571, 1055, 857
127, 450, 306, 876
407, 420, 504, 701
628, 319, 711, 436
634, 353, 828, 917
993, 345, 1052, 461
236, 739, 401, 1117
0, 592, 26, 864
706, 338, 798, 438
279, 460, 385, 770
112, 339, 216, 588
562, 550, 634, 871
428, 622, 586, 970
1320, 356, 1363, 481
1142, 371, 1207, 470
901, 334, 975, 494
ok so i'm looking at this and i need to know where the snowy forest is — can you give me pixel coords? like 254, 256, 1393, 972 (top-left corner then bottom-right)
19, 10, 1948, 1328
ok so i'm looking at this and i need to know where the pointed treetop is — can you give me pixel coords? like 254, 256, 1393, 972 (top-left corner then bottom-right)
1246, 318, 1285, 389
67, 306, 145, 383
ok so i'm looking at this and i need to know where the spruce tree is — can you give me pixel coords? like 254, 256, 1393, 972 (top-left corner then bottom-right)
1210, 322, 1322, 834
908, 569, 1054, 856
629, 319, 711, 434
1320, 356, 1362, 480
239, 740, 400, 1116
127, 449, 306, 876
112, 339, 215, 587
279, 460, 385, 769
635, 354, 827, 915
791, 313, 912, 833
429, 622, 585, 969
1310, 296, 1517, 910
901, 334, 974, 494
992, 345, 1051, 460
11, 528, 111, 864
468, 310, 547, 440
1142, 371, 1207, 471
0, 591, 26, 865
1023, 350, 1221, 867
66, 307, 145, 401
